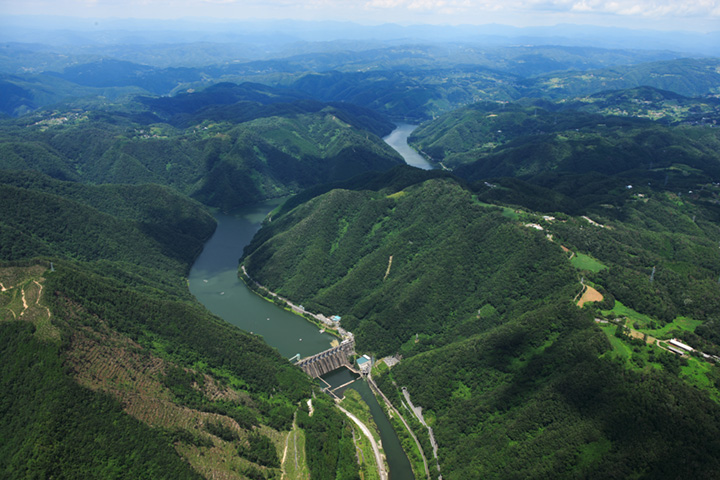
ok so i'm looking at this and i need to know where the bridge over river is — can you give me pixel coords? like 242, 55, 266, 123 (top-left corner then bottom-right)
295, 338, 355, 377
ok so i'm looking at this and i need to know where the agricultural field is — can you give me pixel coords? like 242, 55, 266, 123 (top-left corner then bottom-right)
603, 300, 703, 340
571, 253, 607, 273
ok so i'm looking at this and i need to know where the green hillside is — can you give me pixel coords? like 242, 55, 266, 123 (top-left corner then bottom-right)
5, 38, 720, 480
3, 50, 718, 121
564, 86, 720, 124
0, 173, 320, 479
524, 58, 720, 99
241, 164, 720, 478
242, 170, 578, 355
454, 121, 720, 183
0, 89, 403, 210
410, 99, 720, 174
0, 172, 215, 295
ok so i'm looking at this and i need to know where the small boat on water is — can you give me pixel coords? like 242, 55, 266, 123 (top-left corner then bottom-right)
319, 329, 325, 333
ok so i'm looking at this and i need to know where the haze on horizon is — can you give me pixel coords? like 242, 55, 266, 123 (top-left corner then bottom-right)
1, 0, 719, 33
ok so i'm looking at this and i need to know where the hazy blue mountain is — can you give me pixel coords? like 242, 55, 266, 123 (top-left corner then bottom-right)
2, 16, 718, 56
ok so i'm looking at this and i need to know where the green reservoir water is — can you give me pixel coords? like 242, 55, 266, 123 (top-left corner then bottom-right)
351, 380, 415, 480
188, 200, 335, 359
189, 123, 419, 479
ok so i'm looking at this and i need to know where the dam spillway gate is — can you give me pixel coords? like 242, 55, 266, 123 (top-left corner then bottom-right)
296, 339, 355, 377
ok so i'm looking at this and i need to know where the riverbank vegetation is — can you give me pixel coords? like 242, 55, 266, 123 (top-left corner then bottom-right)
339, 389, 383, 480
296, 396, 361, 480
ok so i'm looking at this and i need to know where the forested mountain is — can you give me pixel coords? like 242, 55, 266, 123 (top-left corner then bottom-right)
562, 86, 720, 123
241, 161, 720, 478
0, 72, 146, 117
0, 84, 403, 210
285, 58, 720, 120
407, 96, 720, 221
4, 21, 720, 480
0, 171, 214, 295
0, 171, 330, 479
242, 169, 577, 354
524, 58, 720, 100
2, 44, 718, 120
410, 93, 720, 168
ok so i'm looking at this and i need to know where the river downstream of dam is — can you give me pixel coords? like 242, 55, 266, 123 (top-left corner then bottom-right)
188, 124, 422, 480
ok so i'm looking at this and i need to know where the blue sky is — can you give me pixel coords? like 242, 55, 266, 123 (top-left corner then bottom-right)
1, 0, 719, 32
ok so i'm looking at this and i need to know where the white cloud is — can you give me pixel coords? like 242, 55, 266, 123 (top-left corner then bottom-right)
362, 0, 720, 18
527, 0, 719, 17
1, 0, 717, 30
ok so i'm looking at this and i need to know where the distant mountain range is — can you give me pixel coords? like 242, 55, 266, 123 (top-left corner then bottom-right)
1, 45, 719, 121
2, 16, 719, 56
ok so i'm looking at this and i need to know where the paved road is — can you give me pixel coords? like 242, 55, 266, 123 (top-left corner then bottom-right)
336, 405, 388, 480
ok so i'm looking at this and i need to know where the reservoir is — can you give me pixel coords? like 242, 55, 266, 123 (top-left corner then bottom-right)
188, 122, 421, 479
188, 203, 335, 359
383, 123, 433, 170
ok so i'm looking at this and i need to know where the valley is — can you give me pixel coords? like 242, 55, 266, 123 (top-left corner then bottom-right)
2, 14, 720, 480
185, 125, 428, 480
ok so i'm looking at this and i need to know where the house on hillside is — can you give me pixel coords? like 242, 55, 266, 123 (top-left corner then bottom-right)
669, 338, 694, 353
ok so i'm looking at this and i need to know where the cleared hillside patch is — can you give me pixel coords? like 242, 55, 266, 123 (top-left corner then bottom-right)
577, 285, 604, 308
57, 301, 282, 479
0, 265, 58, 340
571, 252, 607, 272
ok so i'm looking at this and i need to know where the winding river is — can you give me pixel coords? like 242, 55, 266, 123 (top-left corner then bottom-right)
188, 124, 423, 479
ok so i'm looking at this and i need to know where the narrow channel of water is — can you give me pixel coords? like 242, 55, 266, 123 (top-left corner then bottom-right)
321, 367, 360, 396
322, 368, 414, 480
351, 380, 415, 480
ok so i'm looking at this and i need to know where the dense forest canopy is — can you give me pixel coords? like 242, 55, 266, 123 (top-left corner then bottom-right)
242, 172, 578, 354
2, 23, 720, 480
244, 162, 720, 477
0, 168, 324, 478
0, 85, 403, 210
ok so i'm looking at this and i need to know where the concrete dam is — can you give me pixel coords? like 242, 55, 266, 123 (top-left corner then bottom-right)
296, 339, 355, 377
